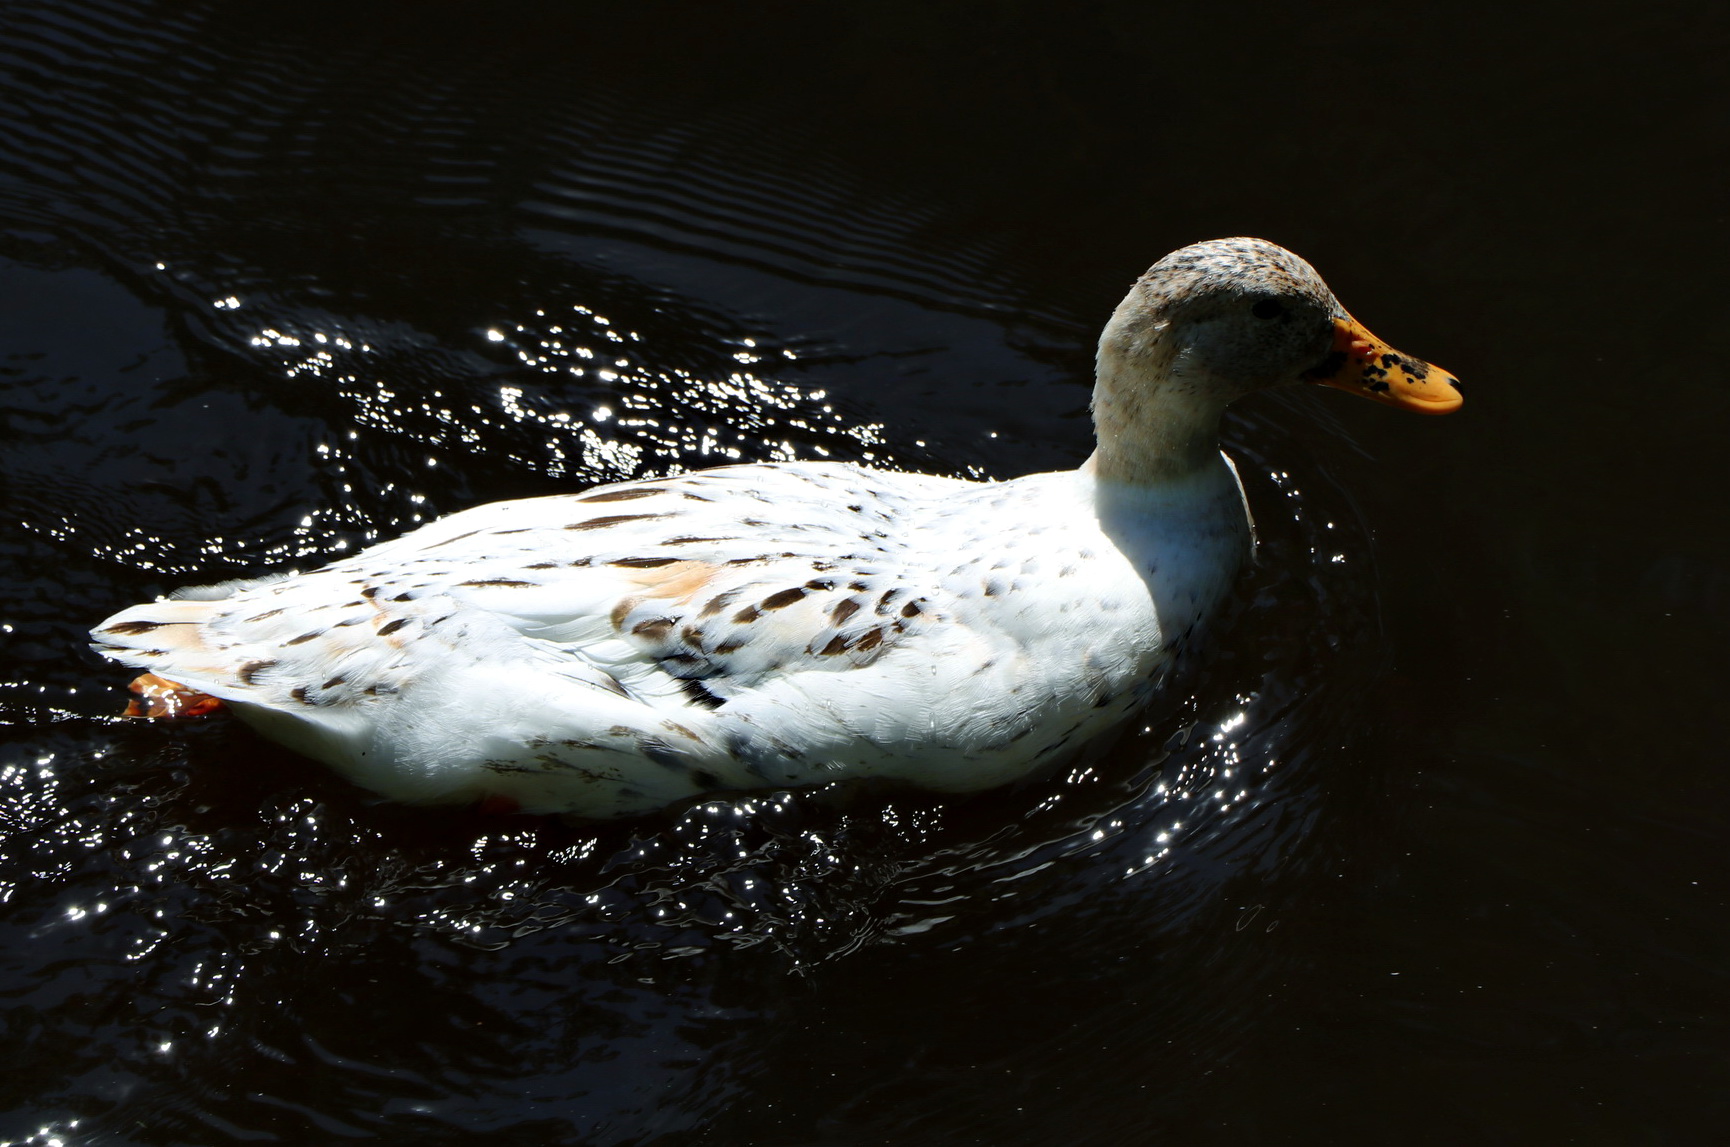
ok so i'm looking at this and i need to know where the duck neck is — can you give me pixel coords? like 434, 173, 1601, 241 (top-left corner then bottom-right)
1085, 312, 1233, 486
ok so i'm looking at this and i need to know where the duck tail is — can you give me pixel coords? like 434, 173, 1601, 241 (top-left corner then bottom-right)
90, 598, 242, 715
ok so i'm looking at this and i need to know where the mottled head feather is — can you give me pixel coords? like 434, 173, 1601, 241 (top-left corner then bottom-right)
1135, 237, 1338, 316
1092, 238, 1347, 483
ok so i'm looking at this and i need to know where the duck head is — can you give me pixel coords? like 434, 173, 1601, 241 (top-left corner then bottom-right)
1090, 237, 1461, 484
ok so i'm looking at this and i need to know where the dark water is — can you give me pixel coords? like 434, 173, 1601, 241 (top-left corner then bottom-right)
2, 2, 1726, 1143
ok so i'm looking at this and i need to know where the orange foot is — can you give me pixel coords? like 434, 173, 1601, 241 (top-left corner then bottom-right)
124, 673, 225, 719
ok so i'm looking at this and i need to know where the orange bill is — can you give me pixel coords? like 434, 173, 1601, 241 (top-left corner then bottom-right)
1302, 316, 1462, 414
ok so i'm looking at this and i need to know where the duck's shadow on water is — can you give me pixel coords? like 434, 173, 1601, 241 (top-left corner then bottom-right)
1, 401, 1390, 1144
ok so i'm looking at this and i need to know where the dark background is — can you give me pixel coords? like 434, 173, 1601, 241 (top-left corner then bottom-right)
1, 1, 1726, 1143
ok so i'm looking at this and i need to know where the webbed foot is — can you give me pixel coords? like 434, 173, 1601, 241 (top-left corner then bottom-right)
124, 673, 225, 719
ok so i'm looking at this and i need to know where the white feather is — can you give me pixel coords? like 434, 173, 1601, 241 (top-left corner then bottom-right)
91, 238, 1458, 817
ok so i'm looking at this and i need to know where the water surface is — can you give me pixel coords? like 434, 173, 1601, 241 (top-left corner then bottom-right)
2, 2, 1725, 1143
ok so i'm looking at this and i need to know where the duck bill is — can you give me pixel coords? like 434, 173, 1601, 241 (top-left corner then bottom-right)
1302, 316, 1463, 414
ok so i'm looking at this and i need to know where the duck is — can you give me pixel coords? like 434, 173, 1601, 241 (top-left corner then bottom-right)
91, 238, 1460, 818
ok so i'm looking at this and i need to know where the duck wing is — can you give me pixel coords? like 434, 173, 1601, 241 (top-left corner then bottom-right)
91, 464, 984, 801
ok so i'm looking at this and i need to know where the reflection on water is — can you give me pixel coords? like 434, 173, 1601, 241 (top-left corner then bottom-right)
0, 3, 1390, 1143
1, 395, 1383, 1141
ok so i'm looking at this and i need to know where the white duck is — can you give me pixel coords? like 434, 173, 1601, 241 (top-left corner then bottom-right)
92, 238, 1460, 817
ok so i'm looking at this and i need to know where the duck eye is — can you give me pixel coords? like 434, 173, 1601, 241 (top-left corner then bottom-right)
1251, 298, 1285, 320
